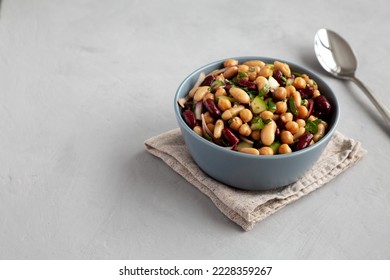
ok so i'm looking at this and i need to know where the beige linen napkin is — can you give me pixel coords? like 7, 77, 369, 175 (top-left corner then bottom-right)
144, 128, 366, 231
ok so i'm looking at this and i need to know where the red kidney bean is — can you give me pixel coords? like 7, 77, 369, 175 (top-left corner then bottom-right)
273, 69, 286, 86
298, 86, 314, 97
182, 110, 196, 128
236, 79, 257, 90
203, 98, 221, 118
314, 95, 332, 115
295, 133, 313, 151
183, 101, 194, 110
200, 75, 215, 87
222, 128, 239, 146
224, 82, 232, 91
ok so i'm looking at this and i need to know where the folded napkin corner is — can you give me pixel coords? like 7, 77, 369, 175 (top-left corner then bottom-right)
144, 128, 366, 231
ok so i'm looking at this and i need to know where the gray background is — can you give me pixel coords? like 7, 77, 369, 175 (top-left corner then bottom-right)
1, 0, 389, 259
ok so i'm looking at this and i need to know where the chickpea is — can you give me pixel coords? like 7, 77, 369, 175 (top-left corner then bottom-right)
259, 65, 273, 78
275, 101, 287, 114
255, 76, 268, 87
296, 119, 306, 127
215, 87, 227, 97
273, 87, 287, 101
239, 109, 253, 123
260, 110, 274, 121
255, 76, 269, 95
238, 64, 249, 73
293, 77, 306, 89
217, 97, 232, 111
280, 130, 294, 145
259, 146, 274, 155
203, 92, 214, 101
221, 105, 245, 120
207, 123, 214, 133
301, 74, 309, 80
239, 123, 252, 136
193, 125, 202, 136
274, 61, 291, 77
285, 121, 299, 134
224, 59, 238, 67
279, 143, 292, 154
203, 111, 214, 124
251, 130, 261, 141
313, 89, 321, 98
297, 105, 308, 119
280, 112, 293, 123
285, 85, 296, 98
248, 69, 257, 81
306, 78, 315, 87
302, 74, 314, 87
293, 127, 306, 140
229, 116, 243, 130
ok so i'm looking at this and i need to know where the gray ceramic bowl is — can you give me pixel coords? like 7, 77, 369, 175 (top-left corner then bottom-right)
174, 56, 339, 190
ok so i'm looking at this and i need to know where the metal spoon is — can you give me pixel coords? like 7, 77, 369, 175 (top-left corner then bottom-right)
314, 28, 390, 127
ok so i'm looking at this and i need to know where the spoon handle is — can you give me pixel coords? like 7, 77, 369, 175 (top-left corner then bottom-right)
351, 76, 390, 127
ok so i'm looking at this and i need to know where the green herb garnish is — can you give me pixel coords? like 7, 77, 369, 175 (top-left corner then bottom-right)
258, 84, 270, 97
250, 116, 265, 130
210, 80, 225, 91
305, 119, 322, 134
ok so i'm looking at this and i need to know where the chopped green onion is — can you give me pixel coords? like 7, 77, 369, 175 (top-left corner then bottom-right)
210, 80, 225, 90
263, 119, 272, 124
258, 84, 270, 97
267, 99, 276, 112
292, 71, 302, 77
238, 72, 247, 78
288, 97, 298, 115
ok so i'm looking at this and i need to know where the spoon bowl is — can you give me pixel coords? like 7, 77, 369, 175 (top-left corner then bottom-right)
314, 28, 390, 127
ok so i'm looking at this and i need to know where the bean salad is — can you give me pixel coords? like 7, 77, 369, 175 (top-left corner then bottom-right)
178, 59, 333, 155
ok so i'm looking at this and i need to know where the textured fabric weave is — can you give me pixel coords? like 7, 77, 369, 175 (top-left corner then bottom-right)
144, 128, 366, 231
